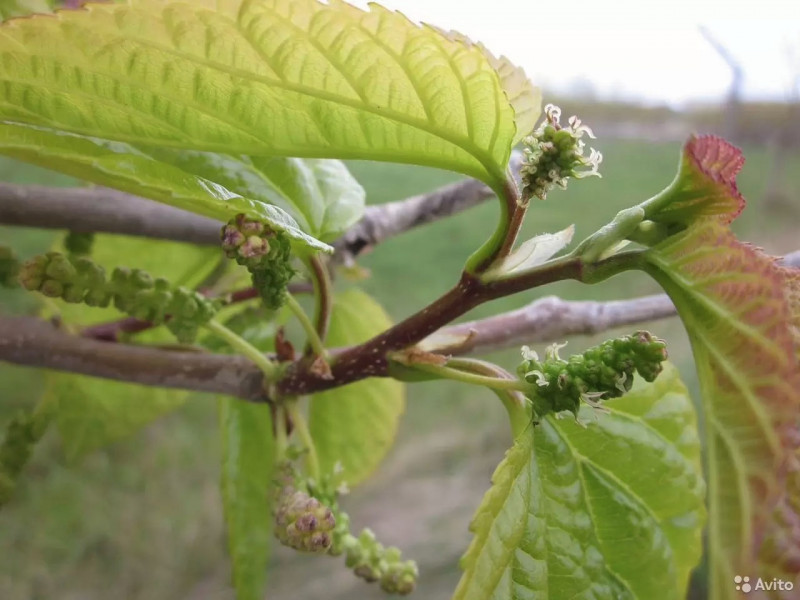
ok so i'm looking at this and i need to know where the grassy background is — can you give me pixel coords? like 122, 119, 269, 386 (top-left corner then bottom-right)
1, 139, 799, 599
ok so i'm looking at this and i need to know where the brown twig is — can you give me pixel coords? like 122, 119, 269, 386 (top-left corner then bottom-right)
0, 317, 266, 401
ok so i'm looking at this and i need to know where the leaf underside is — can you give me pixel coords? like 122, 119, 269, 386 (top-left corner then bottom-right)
454, 364, 705, 600
308, 288, 405, 487
48, 235, 219, 460
646, 222, 800, 599
0, 0, 537, 186
0, 122, 338, 252
218, 397, 275, 600
641, 136, 800, 600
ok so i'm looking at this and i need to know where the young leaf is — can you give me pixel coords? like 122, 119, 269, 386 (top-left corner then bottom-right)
0, 0, 533, 186
47, 234, 219, 459
0, 122, 333, 253
638, 135, 800, 597
308, 289, 404, 486
758, 444, 800, 597
642, 135, 745, 226
644, 222, 800, 598
453, 364, 705, 600
218, 397, 275, 600
484, 225, 574, 279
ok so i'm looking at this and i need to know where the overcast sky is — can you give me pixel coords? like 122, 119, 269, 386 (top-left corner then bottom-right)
350, 0, 800, 106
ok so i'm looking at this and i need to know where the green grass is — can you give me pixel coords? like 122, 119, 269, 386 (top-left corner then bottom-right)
1, 140, 798, 599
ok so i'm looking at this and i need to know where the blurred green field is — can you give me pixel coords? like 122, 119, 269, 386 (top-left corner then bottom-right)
1, 139, 799, 599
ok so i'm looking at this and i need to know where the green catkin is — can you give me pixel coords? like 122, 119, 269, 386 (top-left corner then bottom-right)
518, 330, 668, 421
18, 252, 221, 343
220, 214, 294, 310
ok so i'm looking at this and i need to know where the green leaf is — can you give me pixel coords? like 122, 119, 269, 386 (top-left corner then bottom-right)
218, 397, 275, 600
454, 364, 705, 600
48, 234, 220, 459
644, 221, 800, 599
0, 0, 53, 21
0, 122, 333, 253
0, 0, 530, 186
484, 225, 574, 279
47, 375, 187, 462
432, 29, 541, 145
143, 148, 365, 242
308, 289, 404, 486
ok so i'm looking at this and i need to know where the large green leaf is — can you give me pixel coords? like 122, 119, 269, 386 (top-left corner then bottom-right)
637, 136, 800, 599
218, 397, 275, 600
48, 234, 220, 459
308, 288, 404, 486
645, 222, 800, 599
454, 364, 705, 600
0, 0, 530, 186
0, 122, 333, 253
0, 0, 52, 21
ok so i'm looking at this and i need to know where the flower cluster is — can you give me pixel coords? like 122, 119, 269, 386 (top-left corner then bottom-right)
18, 252, 220, 342
518, 331, 668, 420
273, 461, 418, 595
274, 486, 337, 553
220, 214, 294, 310
520, 104, 602, 201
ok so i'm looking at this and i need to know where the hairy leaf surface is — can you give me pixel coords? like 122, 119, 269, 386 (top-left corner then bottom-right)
640, 136, 800, 599
454, 364, 705, 600
218, 397, 275, 600
0, 122, 334, 253
308, 288, 404, 486
0, 0, 533, 186
49, 235, 219, 459
645, 222, 800, 598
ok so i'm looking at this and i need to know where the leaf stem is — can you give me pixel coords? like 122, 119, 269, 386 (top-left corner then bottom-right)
465, 174, 523, 273
402, 361, 530, 392
275, 405, 289, 462
285, 293, 328, 359
286, 401, 320, 481
204, 319, 279, 380
305, 255, 332, 351
446, 357, 531, 437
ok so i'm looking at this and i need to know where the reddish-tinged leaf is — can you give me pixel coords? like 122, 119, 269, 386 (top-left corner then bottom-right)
645, 219, 800, 599
643, 135, 745, 225
758, 443, 800, 598
782, 267, 800, 358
